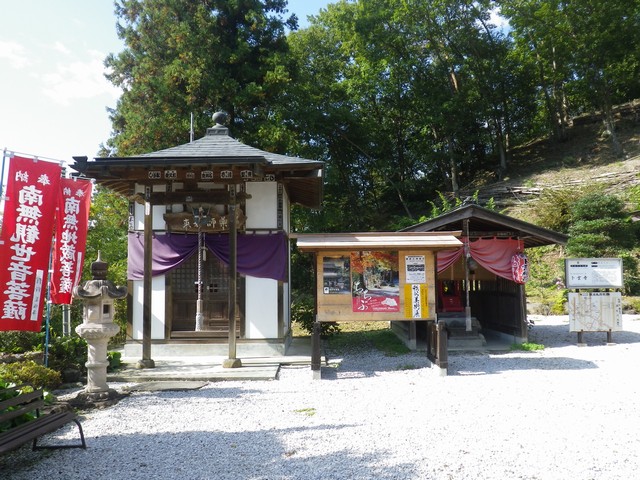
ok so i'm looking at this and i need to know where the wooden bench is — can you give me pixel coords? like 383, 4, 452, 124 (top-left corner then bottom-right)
0, 385, 86, 453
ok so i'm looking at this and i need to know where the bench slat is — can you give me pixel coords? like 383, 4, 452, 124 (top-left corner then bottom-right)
0, 386, 86, 453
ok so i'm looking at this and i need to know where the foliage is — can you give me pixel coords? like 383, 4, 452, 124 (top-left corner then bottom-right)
290, 293, 340, 337
622, 297, 640, 314
107, 351, 122, 372
84, 186, 129, 345
524, 245, 567, 314
0, 383, 38, 432
327, 324, 410, 357
0, 331, 42, 354
566, 193, 639, 294
0, 361, 62, 390
293, 407, 317, 417
529, 186, 597, 234
105, 0, 297, 155
511, 342, 545, 352
46, 336, 88, 375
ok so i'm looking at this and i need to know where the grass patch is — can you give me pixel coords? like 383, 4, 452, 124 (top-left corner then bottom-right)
511, 342, 545, 351
294, 407, 316, 417
327, 322, 410, 356
395, 363, 418, 371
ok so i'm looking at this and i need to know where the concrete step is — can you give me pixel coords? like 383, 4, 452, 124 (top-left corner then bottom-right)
448, 333, 487, 350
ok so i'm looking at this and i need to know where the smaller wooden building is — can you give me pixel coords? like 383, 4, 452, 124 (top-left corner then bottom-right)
402, 204, 569, 346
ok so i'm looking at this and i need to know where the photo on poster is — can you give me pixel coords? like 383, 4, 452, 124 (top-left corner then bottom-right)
351, 251, 400, 312
323, 256, 351, 294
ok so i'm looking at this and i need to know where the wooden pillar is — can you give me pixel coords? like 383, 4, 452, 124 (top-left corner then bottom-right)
464, 219, 472, 332
436, 320, 448, 375
137, 187, 155, 369
519, 283, 528, 342
223, 184, 242, 368
311, 320, 322, 380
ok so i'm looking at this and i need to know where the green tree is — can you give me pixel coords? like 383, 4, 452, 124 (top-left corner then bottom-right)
81, 186, 130, 342
501, 0, 575, 141
105, 0, 297, 155
566, 193, 639, 293
502, 0, 640, 154
285, 0, 527, 232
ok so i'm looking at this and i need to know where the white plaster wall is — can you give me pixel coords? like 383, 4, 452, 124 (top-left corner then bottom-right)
246, 182, 277, 229
245, 276, 278, 339
282, 189, 291, 333
131, 276, 166, 339
282, 187, 290, 233
133, 184, 168, 231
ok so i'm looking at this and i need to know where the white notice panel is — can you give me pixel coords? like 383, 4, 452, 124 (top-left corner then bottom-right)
565, 258, 623, 289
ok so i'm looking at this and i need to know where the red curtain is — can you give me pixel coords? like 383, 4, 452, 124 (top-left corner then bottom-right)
50, 178, 93, 305
437, 237, 522, 281
0, 156, 62, 331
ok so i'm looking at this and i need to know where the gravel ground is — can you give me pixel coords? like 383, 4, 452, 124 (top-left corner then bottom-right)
3, 315, 640, 480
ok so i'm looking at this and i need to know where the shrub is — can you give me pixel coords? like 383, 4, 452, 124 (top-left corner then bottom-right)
291, 293, 340, 337
566, 193, 640, 295
0, 331, 43, 354
0, 361, 62, 390
107, 351, 122, 371
47, 336, 88, 375
529, 186, 594, 233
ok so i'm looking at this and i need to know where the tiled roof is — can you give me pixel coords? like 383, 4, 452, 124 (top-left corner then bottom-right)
127, 125, 321, 167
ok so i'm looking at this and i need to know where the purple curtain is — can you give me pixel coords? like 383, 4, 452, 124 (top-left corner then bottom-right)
128, 232, 287, 282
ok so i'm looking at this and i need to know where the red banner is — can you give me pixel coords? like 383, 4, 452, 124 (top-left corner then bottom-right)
49, 178, 93, 305
0, 156, 62, 331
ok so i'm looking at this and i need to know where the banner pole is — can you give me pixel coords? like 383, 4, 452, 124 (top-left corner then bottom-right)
44, 251, 54, 367
0, 148, 8, 203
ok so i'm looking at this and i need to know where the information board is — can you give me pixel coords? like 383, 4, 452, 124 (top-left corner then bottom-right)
565, 258, 623, 289
568, 292, 623, 332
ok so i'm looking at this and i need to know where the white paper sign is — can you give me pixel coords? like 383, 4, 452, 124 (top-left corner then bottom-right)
405, 255, 426, 284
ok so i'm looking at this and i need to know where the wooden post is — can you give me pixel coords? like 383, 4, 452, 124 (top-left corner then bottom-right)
436, 320, 448, 375
408, 320, 417, 350
463, 219, 472, 332
137, 187, 155, 369
311, 319, 322, 380
223, 184, 242, 368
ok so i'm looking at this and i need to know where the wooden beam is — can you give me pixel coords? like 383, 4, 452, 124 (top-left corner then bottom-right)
130, 191, 252, 205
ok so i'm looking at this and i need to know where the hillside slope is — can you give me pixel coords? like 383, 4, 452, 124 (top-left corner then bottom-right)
460, 100, 640, 214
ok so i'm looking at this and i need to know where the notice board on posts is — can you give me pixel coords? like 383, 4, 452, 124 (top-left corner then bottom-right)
294, 232, 463, 323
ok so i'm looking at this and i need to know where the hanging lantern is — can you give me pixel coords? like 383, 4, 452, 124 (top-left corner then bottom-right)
511, 252, 529, 284
467, 256, 479, 274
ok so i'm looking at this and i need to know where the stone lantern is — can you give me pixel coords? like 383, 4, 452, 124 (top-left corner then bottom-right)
74, 252, 126, 402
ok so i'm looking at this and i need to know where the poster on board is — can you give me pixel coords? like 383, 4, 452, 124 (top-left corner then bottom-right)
351, 251, 400, 312
322, 256, 351, 294
405, 255, 426, 284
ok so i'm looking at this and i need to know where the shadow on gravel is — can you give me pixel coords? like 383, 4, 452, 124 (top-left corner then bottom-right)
447, 355, 598, 376
0, 423, 424, 480
528, 323, 640, 348
321, 350, 429, 381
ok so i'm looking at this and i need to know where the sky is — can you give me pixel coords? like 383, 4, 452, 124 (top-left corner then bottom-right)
0, 1, 332, 171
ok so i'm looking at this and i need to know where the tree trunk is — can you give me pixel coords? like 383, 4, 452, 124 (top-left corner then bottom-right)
448, 138, 459, 195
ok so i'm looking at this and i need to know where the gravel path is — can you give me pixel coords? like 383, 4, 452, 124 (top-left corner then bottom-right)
3, 315, 640, 480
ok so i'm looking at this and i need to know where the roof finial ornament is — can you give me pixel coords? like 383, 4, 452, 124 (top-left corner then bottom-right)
212, 111, 227, 127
